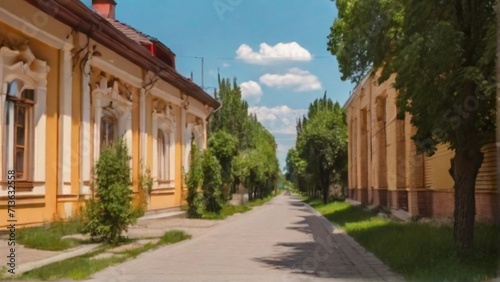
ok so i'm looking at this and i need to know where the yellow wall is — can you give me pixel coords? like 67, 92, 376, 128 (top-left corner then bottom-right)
131, 88, 141, 205
0, 2, 215, 226
346, 73, 497, 193
0, 22, 60, 225
174, 105, 183, 206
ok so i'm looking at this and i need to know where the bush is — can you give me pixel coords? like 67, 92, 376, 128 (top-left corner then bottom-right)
133, 166, 153, 219
82, 139, 134, 244
201, 149, 224, 213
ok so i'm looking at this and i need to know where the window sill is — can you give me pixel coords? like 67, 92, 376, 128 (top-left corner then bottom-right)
0, 180, 34, 191
156, 180, 175, 190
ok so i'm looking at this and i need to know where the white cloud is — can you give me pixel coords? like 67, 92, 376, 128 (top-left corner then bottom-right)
236, 42, 312, 64
239, 80, 263, 105
259, 68, 322, 92
222, 62, 231, 68
249, 105, 307, 135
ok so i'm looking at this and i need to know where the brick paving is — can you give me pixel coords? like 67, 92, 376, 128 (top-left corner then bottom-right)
85, 194, 404, 282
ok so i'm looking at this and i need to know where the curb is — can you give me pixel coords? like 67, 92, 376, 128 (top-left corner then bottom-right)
300, 200, 406, 282
16, 243, 101, 275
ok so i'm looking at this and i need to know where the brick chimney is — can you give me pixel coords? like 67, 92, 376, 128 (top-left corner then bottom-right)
92, 0, 117, 19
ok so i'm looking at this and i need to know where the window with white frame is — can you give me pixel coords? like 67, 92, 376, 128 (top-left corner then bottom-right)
153, 104, 175, 187
92, 76, 132, 163
157, 129, 171, 181
0, 43, 49, 189
100, 109, 117, 150
3, 79, 34, 180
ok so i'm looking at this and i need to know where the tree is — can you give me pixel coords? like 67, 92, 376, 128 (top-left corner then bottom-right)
209, 77, 253, 150
328, 0, 497, 250
201, 149, 224, 213
208, 76, 280, 203
185, 144, 205, 218
208, 130, 238, 198
297, 101, 347, 204
82, 139, 134, 244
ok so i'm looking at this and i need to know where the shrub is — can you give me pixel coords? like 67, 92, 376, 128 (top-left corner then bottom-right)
133, 166, 153, 219
201, 149, 224, 213
82, 139, 134, 244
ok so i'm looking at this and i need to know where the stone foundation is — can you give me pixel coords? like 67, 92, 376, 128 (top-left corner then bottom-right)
348, 187, 499, 223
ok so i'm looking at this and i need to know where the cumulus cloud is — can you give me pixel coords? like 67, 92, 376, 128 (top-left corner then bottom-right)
236, 42, 312, 64
248, 105, 307, 135
259, 68, 322, 92
239, 80, 263, 105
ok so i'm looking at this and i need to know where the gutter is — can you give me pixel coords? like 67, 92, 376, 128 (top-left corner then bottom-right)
205, 99, 223, 122
343, 70, 372, 109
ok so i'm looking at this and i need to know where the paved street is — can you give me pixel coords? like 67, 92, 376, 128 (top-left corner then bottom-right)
86, 194, 403, 282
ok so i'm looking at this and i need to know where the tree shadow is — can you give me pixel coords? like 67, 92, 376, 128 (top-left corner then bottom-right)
253, 215, 387, 280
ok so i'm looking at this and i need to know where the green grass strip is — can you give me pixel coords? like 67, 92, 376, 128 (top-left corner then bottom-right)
15, 230, 191, 281
306, 198, 499, 282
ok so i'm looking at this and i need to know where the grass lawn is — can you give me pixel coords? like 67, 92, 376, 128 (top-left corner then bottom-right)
16, 218, 85, 251
16, 230, 191, 281
306, 198, 499, 282
202, 193, 276, 220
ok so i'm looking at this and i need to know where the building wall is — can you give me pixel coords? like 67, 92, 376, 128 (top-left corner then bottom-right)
346, 73, 498, 222
0, 1, 212, 227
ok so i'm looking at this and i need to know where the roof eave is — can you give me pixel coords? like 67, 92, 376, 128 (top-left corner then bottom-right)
24, 0, 220, 109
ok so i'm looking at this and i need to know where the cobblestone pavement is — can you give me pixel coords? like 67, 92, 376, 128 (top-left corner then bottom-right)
86, 194, 404, 282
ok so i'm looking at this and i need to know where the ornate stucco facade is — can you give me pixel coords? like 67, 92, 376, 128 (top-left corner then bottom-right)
345, 72, 498, 222
0, 0, 219, 227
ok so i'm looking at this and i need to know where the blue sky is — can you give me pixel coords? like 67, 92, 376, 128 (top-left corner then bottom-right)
83, 0, 355, 169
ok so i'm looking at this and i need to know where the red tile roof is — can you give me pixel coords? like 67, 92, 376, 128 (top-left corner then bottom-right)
105, 18, 152, 45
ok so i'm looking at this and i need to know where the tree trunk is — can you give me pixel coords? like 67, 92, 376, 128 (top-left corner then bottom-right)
322, 174, 330, 204
452, 145, 484, 250
496, 0, 500, 217
248, 185, 253, 201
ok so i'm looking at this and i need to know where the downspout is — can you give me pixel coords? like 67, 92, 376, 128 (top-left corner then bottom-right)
205, 99, 223, 122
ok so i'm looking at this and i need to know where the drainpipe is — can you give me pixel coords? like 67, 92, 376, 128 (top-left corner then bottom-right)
205, 99, 223, 122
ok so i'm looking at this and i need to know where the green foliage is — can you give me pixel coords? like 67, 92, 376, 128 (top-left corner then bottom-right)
158, 230, 192, 245
185, 144, 205, 218
20, 230, 191, 280
202, 205, 251, 220
201, 149, 224, 213
208, 130, 238, 200
329, 0, 496, 152
17, 218, 84, 251
209, 77, 253, 150
327, 0, 496, 249
207, 76, 280, 203
134, 166, 154, 219
308, 200, 498, 281
82, 139, 134, 244
288, 95, 348, 204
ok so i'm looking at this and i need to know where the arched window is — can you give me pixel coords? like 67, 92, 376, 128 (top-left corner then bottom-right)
100, 109, 116, 150
4, 79, 35, 180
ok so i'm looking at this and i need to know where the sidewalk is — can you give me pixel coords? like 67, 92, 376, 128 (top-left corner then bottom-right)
88, 194, 404, 281
0, 210, 219, 277
0, 196, 404, 281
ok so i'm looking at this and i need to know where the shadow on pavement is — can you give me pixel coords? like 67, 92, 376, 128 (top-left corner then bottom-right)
253, 214, 381, 280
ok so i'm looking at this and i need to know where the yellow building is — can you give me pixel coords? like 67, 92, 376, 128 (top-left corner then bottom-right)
0, 0, 219, 227
345, 71, 498, 222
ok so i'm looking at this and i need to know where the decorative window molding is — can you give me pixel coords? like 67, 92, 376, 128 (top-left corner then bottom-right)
0, 44, 49, 191
152, 100, 176, 189
183, 122, 193, 173
92, 74, 132, 163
